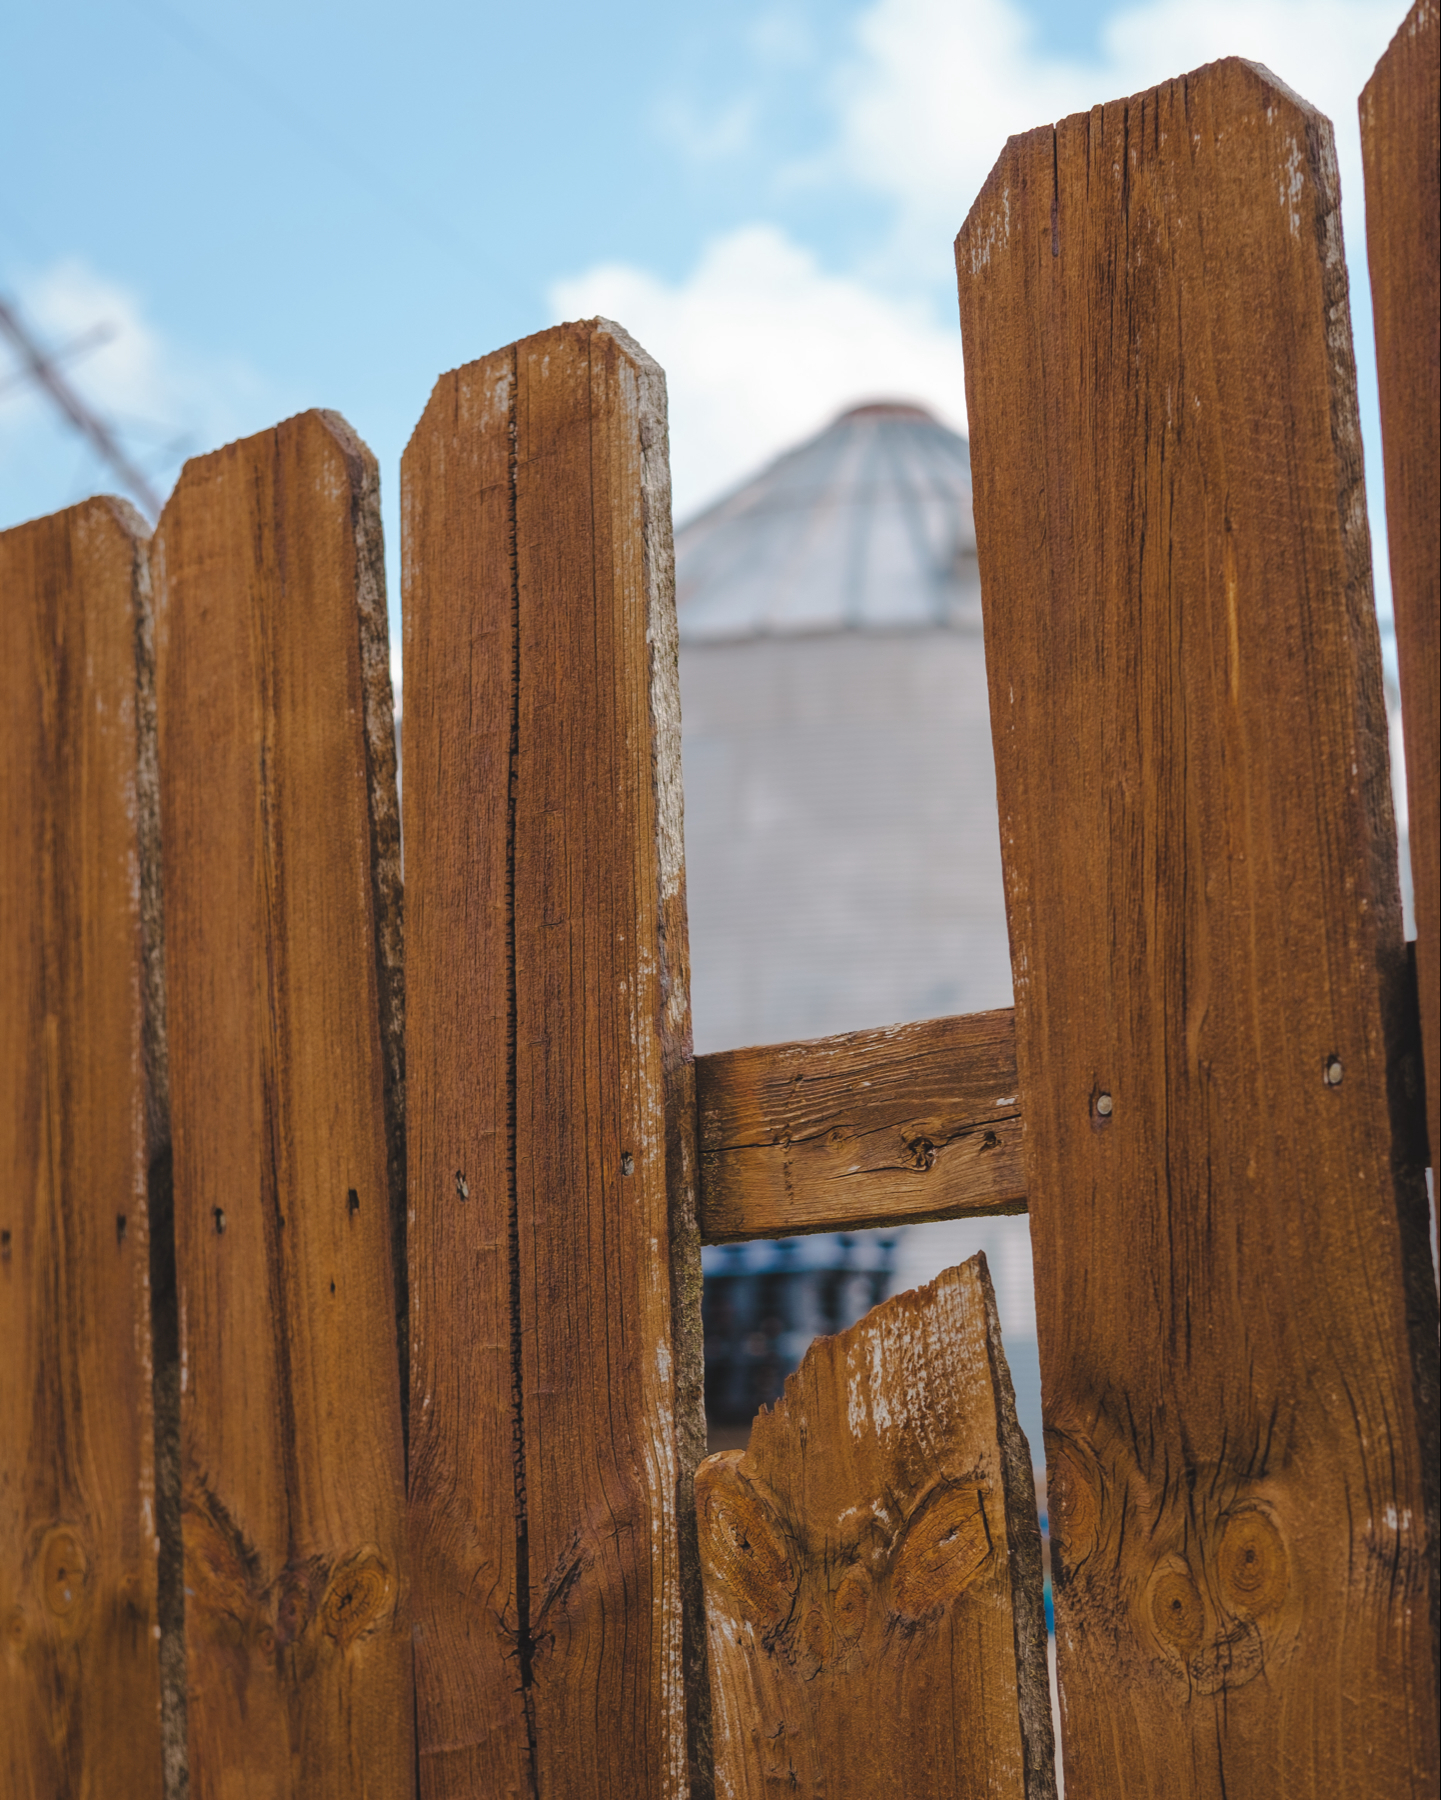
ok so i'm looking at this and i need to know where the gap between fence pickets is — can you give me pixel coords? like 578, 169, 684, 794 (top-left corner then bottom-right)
128, 508, 189, 1800
319, 410, 410, 1441
502, 338, 541, 1793
611, 314, 715, 1800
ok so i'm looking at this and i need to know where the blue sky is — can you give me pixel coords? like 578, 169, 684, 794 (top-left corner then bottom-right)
1, 0, 1411, 660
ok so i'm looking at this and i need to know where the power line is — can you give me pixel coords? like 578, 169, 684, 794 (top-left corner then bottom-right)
126, 0, 528, 305
0, 295, 163, 520
0, 322, 115, 400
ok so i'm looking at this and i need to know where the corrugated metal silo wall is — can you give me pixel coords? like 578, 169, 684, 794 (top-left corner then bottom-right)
680, 626, 1045, 1462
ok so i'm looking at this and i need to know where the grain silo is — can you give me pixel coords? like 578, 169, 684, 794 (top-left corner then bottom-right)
677, 400, 1043, 1457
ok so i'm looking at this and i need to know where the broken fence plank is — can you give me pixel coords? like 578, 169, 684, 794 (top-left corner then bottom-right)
404, 320, 705, 1799
697, 1254, 1053, 1800
153, 412, 412, 1797
957, 57, 1439, 1799
1363, 0, 1440, 1177
696, 1009, 1024, 1242
0, 499, 167, 1798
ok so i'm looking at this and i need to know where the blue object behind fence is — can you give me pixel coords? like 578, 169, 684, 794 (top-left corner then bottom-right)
701, 1233, 899, 1425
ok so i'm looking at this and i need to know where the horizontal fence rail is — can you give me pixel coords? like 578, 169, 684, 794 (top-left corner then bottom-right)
696, 1010, 1024, 1242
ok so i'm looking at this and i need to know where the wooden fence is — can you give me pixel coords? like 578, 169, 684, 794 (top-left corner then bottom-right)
2, 17, 1437, 1800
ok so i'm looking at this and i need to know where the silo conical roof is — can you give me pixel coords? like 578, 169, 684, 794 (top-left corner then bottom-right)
675, 401, 979, 642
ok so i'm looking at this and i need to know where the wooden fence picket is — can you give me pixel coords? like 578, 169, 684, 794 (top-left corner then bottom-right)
403, 321, 705, 1798
1362, 0, 1440, 1178
151, 412, 411, 1798
697, 1254, 1053, 1800
6, 28, 1438, 1791
0, 499, 168, 1797
956, 56, 1439, 1800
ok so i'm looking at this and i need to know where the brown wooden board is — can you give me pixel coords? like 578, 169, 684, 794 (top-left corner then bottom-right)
403, 320, 705, 1799
696, 1010, 1024, 1242
696, 1254, 1053, 1799
1363, 0, 1440, 1177
956, 57, 1439, 1799
0, 499, 166, 1797
401, 347, 529, 1797
152, 412, 411, 1798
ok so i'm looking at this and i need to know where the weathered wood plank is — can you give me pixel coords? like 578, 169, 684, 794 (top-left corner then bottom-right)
1363, 0, 1440, 1176
402, 350, 530, 1797
514, 316, 703, 1797
0, 499, 166, 1798
956, 58, 1439, 1800
403, 320, 706, 1799
153, 412, 411, 1798
697, 1254, 1053, 1799
696, 1010, 1023, 1242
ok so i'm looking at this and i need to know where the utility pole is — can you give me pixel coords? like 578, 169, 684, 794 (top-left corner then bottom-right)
0, 293, 163, 521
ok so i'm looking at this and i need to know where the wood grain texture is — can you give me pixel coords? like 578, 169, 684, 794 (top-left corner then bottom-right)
696, 1010, 1023, 1242
1363, 0, 1440, 1177
1, 499, 165, 1798
153, 412, 411, 1799
402, 347, 529, 1799
403, 320, 706, 1799
956, 58, 1439, 1799
697, 1254, 1053, 1800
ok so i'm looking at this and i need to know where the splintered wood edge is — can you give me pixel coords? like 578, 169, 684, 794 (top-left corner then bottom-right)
114, 494, 191, 1800
974, 1258, 1057, 1800
313, 412, 407, 1364
590, 316, 713, 1790
694, 1010, 1027, 1242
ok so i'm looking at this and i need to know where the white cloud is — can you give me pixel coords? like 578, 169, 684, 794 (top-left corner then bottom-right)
837, 0, 1399, 276
830, 0, 1399, 627
0, 259, 268, 526
550, 225, 969, 520
553, 1, 1401, 523
11, 260, 180, 425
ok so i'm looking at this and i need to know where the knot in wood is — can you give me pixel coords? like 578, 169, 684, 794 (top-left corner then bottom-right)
321, 1546, 392, 1649
890, 1482, 992, 1622
833, 1564, 872, 1647
1148, 1559, 1205, 1650
39, 1527, 89, 1629
1049, 1439, 1101, 1569
1216, 1509, 1288, 1618
696, 1459, 796, 1629
275, 1569, 317, 1647
799, 1604, 834, 1674
1143, 1506, 1290, 1695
